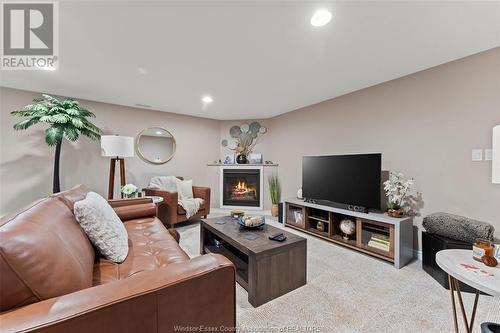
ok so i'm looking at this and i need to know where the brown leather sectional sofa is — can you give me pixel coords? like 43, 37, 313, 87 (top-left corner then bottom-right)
0, 185, 235, 333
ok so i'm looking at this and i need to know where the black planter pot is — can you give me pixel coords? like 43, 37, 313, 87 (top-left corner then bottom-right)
236, 154, 247, 164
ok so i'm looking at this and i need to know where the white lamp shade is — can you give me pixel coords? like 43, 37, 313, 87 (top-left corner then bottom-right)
493, 125, 500, 184
101, 135, 134, 157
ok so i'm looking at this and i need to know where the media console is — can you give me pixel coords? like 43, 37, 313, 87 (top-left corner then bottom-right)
284, 198, 414, 268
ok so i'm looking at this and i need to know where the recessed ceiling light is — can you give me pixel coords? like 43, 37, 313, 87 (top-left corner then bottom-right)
202, 95, 213, 103
310, 9, 332, 27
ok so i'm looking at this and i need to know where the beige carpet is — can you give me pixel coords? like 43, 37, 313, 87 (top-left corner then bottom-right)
177, 217, 500, 333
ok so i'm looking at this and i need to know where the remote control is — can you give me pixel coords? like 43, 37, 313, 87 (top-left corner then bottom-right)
269, 233, 287, 242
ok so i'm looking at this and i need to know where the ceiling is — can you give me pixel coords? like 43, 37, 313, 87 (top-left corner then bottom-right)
1, 1, 499, 120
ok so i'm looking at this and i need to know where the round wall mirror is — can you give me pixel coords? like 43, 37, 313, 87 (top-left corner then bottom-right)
135, 127, 176, 165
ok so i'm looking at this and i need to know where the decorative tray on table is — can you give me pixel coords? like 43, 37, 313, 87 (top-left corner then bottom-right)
237, 215, 265, 229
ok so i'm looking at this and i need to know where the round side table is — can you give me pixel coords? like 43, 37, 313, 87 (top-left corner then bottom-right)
436, 249, 500, 333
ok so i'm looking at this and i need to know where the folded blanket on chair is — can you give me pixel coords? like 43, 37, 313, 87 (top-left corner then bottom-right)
422, 212, 495, 243
148, 176, 204, 219
178, 197, 204, 219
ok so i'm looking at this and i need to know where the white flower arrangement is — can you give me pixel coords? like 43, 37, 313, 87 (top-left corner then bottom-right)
121, 183, 138, 198
383, 172, 414, 210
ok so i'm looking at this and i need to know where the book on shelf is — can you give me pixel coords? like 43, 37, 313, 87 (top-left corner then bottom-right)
368, 240, 390, 251
371, 234, 390, 245
367, 233, 390, 251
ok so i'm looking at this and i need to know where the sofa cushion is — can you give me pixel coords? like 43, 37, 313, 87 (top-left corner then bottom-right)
0, 198, 95, 312
51, 184, 89, 211
74, 192, 129, 263
92, 216, 189, 285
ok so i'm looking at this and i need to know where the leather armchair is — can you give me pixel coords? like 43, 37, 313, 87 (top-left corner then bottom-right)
144, 182, 211, 227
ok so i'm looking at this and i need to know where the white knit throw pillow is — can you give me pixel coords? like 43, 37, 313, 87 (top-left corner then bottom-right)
74, 192, 129, 263
177, 179, 193, 199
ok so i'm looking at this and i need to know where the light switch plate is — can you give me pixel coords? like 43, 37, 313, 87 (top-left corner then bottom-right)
472, 149, 483, 161
485, 149, 493, 161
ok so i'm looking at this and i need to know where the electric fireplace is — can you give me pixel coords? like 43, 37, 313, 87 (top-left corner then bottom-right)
223, 169, 260, 207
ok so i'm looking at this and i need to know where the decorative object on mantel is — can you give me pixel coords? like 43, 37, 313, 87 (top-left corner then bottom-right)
383, 172, 415, 218
339, 218, 356, 240
297, 188, 303, 199
221, 121, 267, 164
224, 154, 235, 164
236, 154, 247, 164
268, 174, 281, 217
101, 135, 134, 199
265, 160, 274, 164
121, 183, 138, 198
248, 153, 262, 164
11, 94, 102, 193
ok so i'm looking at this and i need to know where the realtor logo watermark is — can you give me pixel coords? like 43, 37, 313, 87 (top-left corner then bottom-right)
1, 1, 58, 70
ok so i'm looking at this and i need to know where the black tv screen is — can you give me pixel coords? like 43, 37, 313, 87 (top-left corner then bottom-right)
302, 154, 381, 210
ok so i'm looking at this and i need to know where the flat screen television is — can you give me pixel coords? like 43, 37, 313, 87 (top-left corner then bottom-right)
302, 153, 381, 210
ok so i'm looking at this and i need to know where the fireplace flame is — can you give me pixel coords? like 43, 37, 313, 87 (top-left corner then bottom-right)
236, 181, 247, 191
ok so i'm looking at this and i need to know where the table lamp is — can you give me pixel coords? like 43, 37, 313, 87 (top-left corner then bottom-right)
101, 135, 134, 199
493, 125, 500, 184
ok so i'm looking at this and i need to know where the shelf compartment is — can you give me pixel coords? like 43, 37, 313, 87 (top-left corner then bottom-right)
286, 203, 306, 229
359, 219, 394, 259
331, 214, 358, 243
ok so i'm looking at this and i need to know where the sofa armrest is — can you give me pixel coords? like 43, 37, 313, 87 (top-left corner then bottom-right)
0, 254, 235, 333
143, 188, 178, 225
108, 197, 153, 208
193, 186, 210, 215
113, 203, 156, 221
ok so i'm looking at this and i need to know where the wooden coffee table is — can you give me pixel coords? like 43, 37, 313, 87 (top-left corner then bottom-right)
200, 216, 307, 307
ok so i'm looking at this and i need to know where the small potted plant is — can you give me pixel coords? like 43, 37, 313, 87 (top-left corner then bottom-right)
268, 174, 281, 217
383, 172, 414, 218
121, 183, 138, 198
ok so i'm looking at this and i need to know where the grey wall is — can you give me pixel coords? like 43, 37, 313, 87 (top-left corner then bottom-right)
0, 87, 221, 214
265, 48, 500, 249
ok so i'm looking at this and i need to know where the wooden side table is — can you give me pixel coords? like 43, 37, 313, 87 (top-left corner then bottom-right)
436, 249, 500, 333
145, 196, 180, 243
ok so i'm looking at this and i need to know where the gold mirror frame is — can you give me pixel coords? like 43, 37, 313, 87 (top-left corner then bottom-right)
135, 127, 176, 165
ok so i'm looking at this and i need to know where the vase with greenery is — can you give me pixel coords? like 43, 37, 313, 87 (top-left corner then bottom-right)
268, 174, 281, 217
11, 94, 102, 193
383, 172, 415, 217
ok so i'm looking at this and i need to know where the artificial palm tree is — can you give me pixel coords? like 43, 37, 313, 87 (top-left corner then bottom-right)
11, 94, 102, 193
